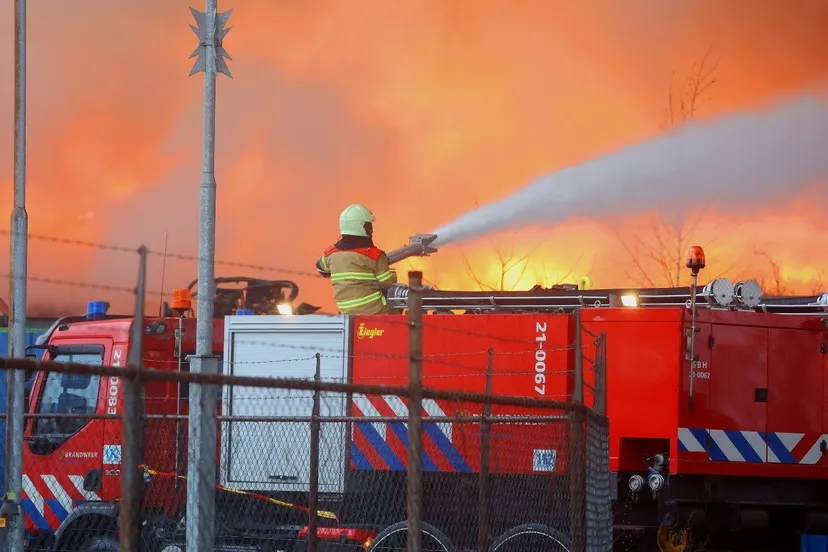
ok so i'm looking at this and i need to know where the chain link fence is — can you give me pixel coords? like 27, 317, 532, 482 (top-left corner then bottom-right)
0, 344, 610, 552
0, 274, 612, 552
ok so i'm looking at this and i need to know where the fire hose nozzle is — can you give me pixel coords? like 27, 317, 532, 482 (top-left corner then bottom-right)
387, 234, 439, 265
410, 233, 438, 254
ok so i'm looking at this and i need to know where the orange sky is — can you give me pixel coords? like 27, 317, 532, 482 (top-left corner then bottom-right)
1, 0, 827, 315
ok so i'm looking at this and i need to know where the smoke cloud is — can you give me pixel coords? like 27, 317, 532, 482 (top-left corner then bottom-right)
432, 92, 828, 246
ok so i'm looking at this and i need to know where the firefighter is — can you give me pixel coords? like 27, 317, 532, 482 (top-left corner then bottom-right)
315, 204, 398, 314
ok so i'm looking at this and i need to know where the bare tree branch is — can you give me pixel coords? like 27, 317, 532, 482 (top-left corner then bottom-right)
461, 235, 582, 291
609, 226, 658, 287
551, 248, 585, 286
753, 250, 787, 295
665, 43, 719, 126
459, 197, 585, 292
811, 268, 826, 295
460, 248, 497, 292
620, 46, 730, 287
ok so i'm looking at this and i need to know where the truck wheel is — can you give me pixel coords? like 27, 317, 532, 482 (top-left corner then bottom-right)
79, 535, 119, 551
367, 520, 455, 551
488, 523, 570, 552
657, 525, 688, 552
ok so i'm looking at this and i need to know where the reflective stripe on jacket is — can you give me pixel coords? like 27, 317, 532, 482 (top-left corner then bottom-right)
316, 242, 398, 315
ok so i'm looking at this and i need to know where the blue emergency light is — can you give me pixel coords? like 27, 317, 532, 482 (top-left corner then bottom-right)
86, 301, 109, 320
236, 309, 254, 316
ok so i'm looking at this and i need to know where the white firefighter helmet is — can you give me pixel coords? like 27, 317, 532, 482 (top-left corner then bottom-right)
339, 204, 375, 237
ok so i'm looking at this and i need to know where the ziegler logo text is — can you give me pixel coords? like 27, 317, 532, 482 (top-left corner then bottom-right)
357, 323, 385, 339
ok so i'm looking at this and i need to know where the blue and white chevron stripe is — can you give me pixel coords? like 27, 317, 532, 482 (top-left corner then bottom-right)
678, 427, 828, 464
350, 394, 473, 473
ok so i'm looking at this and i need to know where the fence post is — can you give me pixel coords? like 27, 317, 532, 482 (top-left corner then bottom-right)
477, 348, 494, 552
308, 353, 322, 552
568, 308, 586, 552
568, 408, 586, 552
596, 333, 608, 417
120, 246, 148, 551
406, 271, 424, 552
572, 308, 583, 404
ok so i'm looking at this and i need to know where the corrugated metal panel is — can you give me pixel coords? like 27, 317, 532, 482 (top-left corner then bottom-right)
802, 535, 828, 552
0, 329, 46, 356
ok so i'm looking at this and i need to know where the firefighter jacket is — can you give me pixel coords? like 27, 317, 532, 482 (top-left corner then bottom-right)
315, 236, 398, 314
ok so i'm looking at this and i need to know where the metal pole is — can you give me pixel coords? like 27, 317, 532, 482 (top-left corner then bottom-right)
194, 0, 218, 376
572, 309, 583, 403
477, 348, 494, 552
5, 1, 28, 549
568, 407, 586, 552
119, 247, 148, 551
687, 272, 699, 412
569, 310, 586, 551
596, 333, 608, 417
308, 353, 322, 552
186, 1, 221, 550
406, 271, 424, 552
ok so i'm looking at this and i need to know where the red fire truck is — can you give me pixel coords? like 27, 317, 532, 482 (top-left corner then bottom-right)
9, 249, 828, 552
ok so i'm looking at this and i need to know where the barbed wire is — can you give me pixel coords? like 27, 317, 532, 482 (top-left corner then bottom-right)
10, 344, 602, 421
143, 350, 539, 366
0, 273, 599, 347
213, 364, 575, 388
0, 245, 610, 348
345, 314, 570, 346
0, 228, 318, 278
222, 339, 578, 357
0, 273, 149, 295
141, 344, 583, 375
221, 311, 587, 347
1, 355, 597, 415
223, 313, 594, 347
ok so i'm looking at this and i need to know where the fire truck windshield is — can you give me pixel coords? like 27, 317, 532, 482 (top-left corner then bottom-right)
29, 350, 103, 454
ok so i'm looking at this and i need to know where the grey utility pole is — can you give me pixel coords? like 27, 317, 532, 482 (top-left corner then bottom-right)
5, 0, 28, 550
186, 2, 232, 551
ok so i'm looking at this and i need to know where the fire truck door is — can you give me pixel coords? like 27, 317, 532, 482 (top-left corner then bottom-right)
767, 327, 823, 464
23, 340, 111, 531
707, 325, 768, 463
822, 327, 828, 438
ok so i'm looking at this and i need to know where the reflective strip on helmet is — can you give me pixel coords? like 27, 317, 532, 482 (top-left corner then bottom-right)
336, 290, 385, 310
376, 270, 395, 283
330, 271, 377, 282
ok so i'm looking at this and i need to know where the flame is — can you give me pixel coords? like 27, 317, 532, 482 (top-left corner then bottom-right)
0, 0, 827, 315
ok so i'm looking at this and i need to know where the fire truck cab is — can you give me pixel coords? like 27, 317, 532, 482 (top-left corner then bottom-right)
19, 310, 223, 550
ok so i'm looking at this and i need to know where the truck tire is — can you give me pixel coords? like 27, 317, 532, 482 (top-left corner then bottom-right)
488, 523, 570, 552
367, 520, 455, 551
79, 535, 119, 551
657, 525, 688, 552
